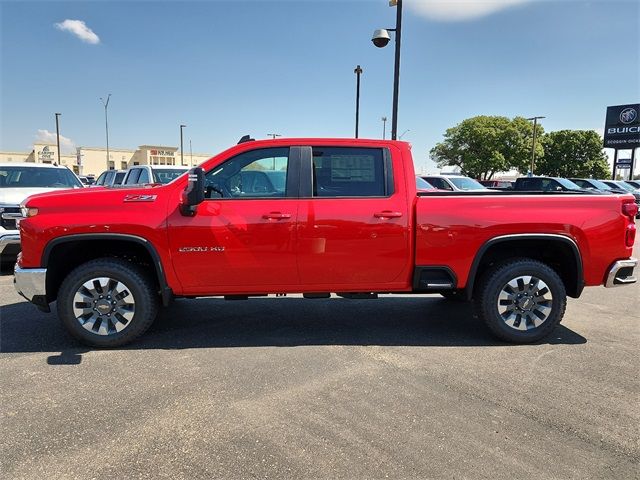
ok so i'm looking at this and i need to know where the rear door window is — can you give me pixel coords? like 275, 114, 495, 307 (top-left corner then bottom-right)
311, 147, 390, 197
125, 169, 141, 185
138, 169, 150, 184
427, 178, 453, 191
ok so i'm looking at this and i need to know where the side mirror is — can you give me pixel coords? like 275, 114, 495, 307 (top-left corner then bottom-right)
180, 167, 205, 216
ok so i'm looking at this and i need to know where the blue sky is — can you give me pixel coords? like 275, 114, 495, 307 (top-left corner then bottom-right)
1, 0, 638, 173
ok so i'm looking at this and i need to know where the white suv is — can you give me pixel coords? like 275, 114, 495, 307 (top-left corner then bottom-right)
0, 163, 83, 265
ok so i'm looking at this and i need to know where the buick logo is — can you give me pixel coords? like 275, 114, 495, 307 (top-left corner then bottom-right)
619, 108, 637, 124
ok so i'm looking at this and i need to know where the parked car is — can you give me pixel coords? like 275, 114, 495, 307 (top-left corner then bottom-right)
420, 175, 489, 192
0, 163, 83, 265
623, 180, 640, 190
569, 178, 622, 193
479, 180, 514, 190
514, 177, 586, 192
122, 165, 189, 186
78, 176, 95, 186
94, 170, 126, 187
14, 138, 637, 347
415, 176, 436, 191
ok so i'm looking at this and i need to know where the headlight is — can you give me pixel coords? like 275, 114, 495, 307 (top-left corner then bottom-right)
19, 203, 38, 218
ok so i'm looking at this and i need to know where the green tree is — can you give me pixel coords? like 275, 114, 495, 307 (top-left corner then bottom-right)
537, 130, 610, 178
429, 115, 541, 180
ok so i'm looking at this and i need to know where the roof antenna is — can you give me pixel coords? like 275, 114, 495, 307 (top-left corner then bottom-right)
237, 135, 255, 144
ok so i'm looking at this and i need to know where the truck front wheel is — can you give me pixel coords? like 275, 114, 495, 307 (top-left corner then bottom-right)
57, 258, 159, 347
474, 259, 567, 343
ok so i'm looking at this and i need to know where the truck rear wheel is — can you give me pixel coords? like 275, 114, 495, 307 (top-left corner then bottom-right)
474, 258, 566, 343
57, 258, 158, 347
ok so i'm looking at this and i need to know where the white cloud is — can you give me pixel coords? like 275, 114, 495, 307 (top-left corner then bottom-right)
54, 19, 100, 44
35, 129, 76, 154
405, 0, 532, 22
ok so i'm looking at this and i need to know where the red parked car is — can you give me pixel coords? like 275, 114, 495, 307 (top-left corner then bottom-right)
14, 138, 637, 346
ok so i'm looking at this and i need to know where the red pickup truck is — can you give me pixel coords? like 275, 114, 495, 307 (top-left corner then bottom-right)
14, 138, 638, 347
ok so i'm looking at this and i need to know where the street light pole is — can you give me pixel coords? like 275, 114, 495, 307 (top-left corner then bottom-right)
527, 116, 545, 175
390, 0, 402, 141
382, 117, 387, 139
354, 65, 363, 138
180, 124, 186, 166
372, 0, 403, 140
100, 94, 111, 166
54, 113, 61, 165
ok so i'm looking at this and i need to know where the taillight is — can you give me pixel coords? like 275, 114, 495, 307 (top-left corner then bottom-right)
622, 201, 638, 219
626, 224, 636, 247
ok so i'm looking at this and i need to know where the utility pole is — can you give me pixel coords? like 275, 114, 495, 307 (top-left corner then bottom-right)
354, 65, 363, 138
382, 116, 387, 139
180, 124, 186, 166
390, 0, 402, 140
54, 113, 61, 165
527, 116, 546, 175
100, 94, 111, 165
190, 139, 193, 166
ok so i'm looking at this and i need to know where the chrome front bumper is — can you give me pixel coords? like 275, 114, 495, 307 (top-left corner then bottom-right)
605, 258, 638, 288
14, 266, 50, 312
0, 233, 21, 256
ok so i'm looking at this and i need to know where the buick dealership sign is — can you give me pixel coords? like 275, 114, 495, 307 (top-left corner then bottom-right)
604, 104, 640, 149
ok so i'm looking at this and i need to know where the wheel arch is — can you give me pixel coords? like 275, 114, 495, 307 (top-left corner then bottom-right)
465, 234, 584, 300
42, 233, 173, 306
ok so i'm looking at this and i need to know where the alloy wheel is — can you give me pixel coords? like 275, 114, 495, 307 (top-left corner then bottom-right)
72, 277, 136, 336
497, 275, 553, 331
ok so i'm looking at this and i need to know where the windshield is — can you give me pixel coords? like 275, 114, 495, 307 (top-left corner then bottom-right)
0, 166, 83, 188
555, 178, 583, 190
449, 177, 486, 190
589, 179, 612, 190
152, 169, 188, 184
613, 181, 636, 193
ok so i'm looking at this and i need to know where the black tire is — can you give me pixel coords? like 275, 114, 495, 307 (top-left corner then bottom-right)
57, 258, 159, 347
474, 258, 567, 343
439, 291, 468, 302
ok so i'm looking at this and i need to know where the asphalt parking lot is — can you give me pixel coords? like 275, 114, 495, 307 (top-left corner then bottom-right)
1, 254, 638, 479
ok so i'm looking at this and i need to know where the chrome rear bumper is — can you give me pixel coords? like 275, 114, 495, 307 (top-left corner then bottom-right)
605, 258, 637, 288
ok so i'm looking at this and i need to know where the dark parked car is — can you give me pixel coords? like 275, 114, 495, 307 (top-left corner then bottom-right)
514, 177, 585, 192
569, 178, 621, 193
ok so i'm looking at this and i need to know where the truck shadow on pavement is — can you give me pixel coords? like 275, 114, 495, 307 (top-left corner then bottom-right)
0, 296, 587, 364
